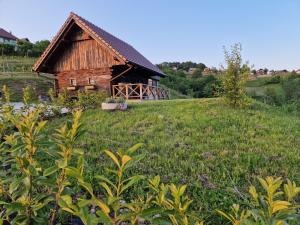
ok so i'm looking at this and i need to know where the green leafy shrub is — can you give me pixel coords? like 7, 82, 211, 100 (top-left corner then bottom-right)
0, 85, 14, 139
263, 87, 284, 106
49, 89, 108, 112
218, 177, 300, 224
267, 75, 281, 84
76, 90, 108, 109
58, 144, 203, 224
160, 68, 221, 98
282, 77, 300, 103
105, 97, 117, 103
115, 97, 125, 104
0, 90, 202, 225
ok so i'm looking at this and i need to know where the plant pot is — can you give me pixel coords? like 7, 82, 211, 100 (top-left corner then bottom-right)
67, 86, 77, 91
85, 85, 95, 90
101, 103, 128, 111
101, 103, 119, 110
119, 103, 128, 111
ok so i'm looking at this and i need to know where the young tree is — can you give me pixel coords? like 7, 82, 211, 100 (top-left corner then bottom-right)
222, 43, 250, 108
32, 40, 50, 56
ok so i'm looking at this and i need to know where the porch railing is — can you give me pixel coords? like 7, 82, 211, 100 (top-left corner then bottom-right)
112, 83, 170, 100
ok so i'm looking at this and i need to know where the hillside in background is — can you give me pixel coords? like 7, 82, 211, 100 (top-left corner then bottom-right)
159, 62, 221, 98
159, 61, 300, 109
245, 72, 300, 109
0, 56, 54, 101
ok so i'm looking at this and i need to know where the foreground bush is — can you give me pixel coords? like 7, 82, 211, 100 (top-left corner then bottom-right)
48, 88, 109, 112
218, 177, 300, 225
0, 95, 202, 224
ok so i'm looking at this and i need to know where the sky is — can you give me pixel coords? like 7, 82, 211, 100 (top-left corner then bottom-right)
0, 0, 299, 70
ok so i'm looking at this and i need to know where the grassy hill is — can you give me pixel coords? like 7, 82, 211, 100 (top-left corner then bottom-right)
0, 56, 54, 101
0, 73, 54, 101
246, 76, 283, 96
0, 56, 37, 72
46, 98, 300, 223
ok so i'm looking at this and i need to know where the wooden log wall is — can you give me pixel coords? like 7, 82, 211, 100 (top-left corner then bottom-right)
52, 26, 124, 72
56, 67, 112, 92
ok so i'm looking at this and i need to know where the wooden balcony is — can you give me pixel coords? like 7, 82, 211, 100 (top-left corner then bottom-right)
112, 83, 170, 100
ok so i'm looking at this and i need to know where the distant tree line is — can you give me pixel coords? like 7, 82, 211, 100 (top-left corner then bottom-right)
159, 62, 221, 98
159, 61, 207, 72
248, 72, 300, 109
0, 39, 50, 57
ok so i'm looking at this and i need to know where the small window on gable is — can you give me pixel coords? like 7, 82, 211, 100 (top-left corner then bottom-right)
88, 77, 95, 85
70, 78, 77, 86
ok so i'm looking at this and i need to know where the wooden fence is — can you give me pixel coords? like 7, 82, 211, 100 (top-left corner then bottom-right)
112, 83, 169, 100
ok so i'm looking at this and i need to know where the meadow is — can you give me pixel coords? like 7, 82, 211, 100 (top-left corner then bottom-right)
0, 74, 53, 101
0, 56, 54, 101
45, 98, 300, 223
0, 56, 37, 72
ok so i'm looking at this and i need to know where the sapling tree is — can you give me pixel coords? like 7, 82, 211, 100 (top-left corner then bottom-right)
45, 110, 85, 225
222, 43, 250, 108
0, 109, 52, 224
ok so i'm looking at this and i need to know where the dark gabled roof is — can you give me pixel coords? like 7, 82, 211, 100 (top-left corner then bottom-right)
33, 12, 165, 76
0, 28, 18, 40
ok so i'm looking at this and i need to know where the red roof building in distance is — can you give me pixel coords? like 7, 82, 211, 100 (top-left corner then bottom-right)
0, 28, 18, 46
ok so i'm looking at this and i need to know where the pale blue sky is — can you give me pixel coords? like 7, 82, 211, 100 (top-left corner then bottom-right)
0, 0, 299, 70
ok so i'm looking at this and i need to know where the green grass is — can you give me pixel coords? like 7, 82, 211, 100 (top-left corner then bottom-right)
0, 56, 54, 101
160, 84, 191, 99
246, 83, 283, 96
246, 77, 273, 87
246, 76, 285, 102
0, 56, 37, 72
0, 74, 54, 101
46, 98, 300, 223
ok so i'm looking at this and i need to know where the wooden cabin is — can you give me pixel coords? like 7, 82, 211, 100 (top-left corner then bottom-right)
33, 12, 169, 100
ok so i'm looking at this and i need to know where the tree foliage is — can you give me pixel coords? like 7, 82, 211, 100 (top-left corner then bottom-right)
160, 67, 220, 98
222, 43, 250, 108
0, 40, 50, 57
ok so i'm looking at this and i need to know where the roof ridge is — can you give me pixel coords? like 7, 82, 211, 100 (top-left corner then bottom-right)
0, 27, 18, 40
70, 12, 134, 48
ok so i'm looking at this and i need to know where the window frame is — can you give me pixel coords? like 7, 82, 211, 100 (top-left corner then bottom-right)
69, 78, 77, 86
88, 77, 95, 85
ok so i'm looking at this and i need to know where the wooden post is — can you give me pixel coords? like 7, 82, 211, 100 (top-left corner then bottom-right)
112, 85, 115, 98
147, 86, 150, 100
125, 84, 129, 100
139, 83, 143, 100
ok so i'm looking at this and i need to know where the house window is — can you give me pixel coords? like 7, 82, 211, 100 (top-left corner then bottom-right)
69, 78, 77, 86
88, 77, 95, 85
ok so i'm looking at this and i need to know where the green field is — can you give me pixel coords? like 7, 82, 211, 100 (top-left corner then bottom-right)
0, 56, 54, 101
45, 98, 300, 223
0, 74, 54, 101
0, 56, 37, 72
